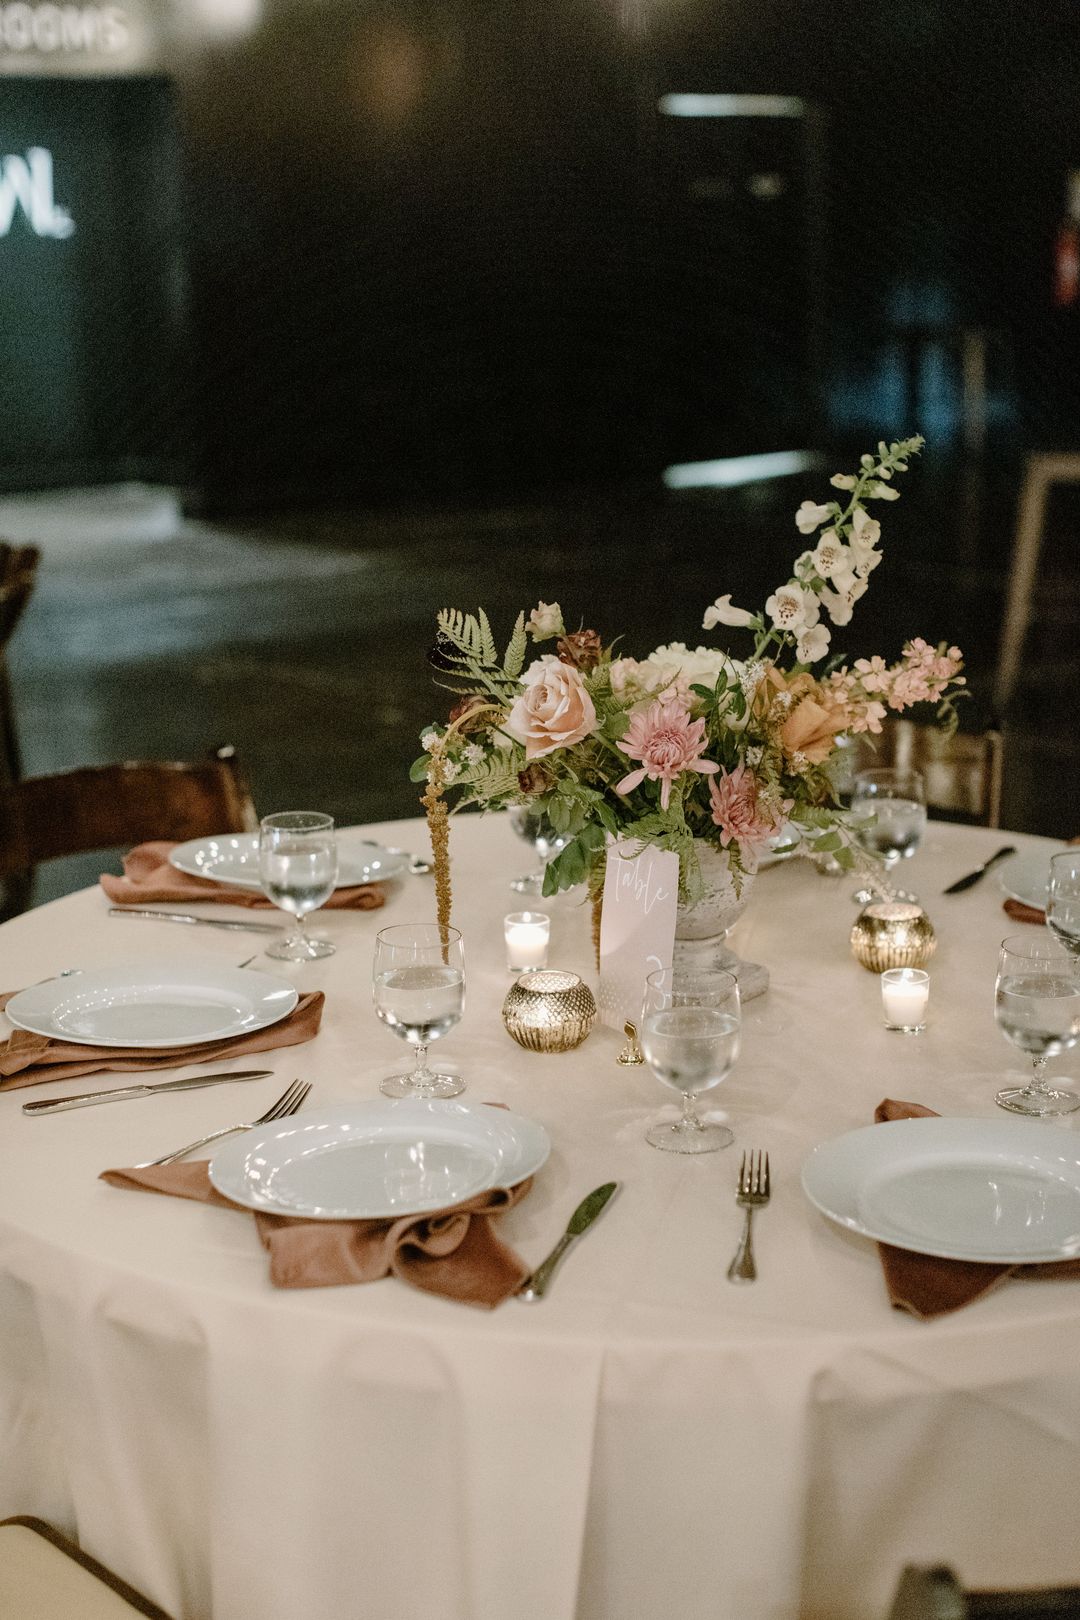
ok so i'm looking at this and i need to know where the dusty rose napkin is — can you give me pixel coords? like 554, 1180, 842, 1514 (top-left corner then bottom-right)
874, 1099, 1080, 1318
0, 990, 324, 1088
101, 841, 386, 911
99, 1160, 533, 1307
1004, 898, 1047, 926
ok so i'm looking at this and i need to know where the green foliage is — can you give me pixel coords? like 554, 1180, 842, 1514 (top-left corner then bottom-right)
503, 612, 527, 680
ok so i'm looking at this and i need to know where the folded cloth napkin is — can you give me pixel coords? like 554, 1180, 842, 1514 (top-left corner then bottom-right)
874, 1099, 1080, 1318
0, 990, 324, 1088
1004, 897, 1047, 925
99, 1160, 533, 1307
101, 842, 386, 911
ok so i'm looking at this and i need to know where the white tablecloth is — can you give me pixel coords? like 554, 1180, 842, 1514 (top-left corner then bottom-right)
1, 816, 1078, 1620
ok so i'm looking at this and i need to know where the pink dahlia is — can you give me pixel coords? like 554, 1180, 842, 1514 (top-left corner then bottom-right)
708, 765, 790, 856
615, 697, 718, 810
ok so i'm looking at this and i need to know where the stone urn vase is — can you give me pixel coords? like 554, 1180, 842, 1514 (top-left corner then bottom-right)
672, 840, 768, 1000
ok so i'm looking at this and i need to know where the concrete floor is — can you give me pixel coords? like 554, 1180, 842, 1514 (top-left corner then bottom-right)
3, 459, 1077, 905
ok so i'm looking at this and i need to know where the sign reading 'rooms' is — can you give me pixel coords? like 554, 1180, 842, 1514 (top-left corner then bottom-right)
0, 148, 73, 237
0, 4, 130, 56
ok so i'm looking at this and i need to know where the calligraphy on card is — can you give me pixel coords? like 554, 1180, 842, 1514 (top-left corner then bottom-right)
597, 840, 679, 1031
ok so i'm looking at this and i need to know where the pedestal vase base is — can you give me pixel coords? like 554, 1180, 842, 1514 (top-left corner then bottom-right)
671, 936, 769, 1002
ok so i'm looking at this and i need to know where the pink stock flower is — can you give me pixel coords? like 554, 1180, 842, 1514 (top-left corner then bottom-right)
708, 765, 791, 856
615, 697, 718, 809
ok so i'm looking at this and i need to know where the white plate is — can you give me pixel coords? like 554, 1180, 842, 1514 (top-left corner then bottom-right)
208, 1098, 551, 1219
5, 960, 299, 1049
169, 832, 409, 891
802, 1117, 1080, 1263
998, 847, 1070, 910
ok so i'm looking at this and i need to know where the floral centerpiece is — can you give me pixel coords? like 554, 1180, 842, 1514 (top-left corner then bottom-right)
413, 437, 965, 937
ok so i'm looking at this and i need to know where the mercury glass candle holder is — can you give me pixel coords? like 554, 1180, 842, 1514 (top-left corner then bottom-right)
501, 970, 597, 1053
850, 901, 937, 973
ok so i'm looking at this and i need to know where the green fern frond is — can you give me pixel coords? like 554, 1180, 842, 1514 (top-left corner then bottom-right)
503, 612, 527, 679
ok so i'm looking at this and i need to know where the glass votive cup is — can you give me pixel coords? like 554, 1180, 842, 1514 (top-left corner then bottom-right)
881, 967, 929, 1033
504, 911, 550, 974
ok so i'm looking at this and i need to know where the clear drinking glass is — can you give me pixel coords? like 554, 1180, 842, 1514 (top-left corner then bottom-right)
372, 923, 465, 1098
639, 968, 740, 1153
258, 811, 337, 961
994, 933, 1080, 1115
851, 767, 927, 901
1047, 851, 1080, 963
508, 804, 570, 894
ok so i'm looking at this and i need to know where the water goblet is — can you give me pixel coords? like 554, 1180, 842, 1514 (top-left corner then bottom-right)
372, 923, 465, 1098
508, 804, 570, 894
258, 811, 337, 961
1047, 851, 1080, 963
639, 968, 740, 1153
994, 932, 1080, 1115
851, 767, 927, 902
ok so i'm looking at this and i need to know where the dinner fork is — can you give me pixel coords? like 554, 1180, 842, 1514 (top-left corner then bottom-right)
136, 1079, 311, 1168
726, 1150, 770, 1283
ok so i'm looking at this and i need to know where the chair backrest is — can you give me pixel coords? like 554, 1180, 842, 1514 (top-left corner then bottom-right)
0, 542, 40, 652
0, 747, 258, 881
889, 1563, 1080, 1619
844, 719, 1003, 828
0, 541, 41, 787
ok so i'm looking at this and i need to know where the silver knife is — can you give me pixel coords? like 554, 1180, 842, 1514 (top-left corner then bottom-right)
108, 907, 282, 935
942, 844, 1017, 895
518, 1181, 619, 1301
22, 1069, 274, 1114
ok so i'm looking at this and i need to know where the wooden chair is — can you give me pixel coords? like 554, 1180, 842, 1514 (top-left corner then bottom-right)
994, 451, 1080, 717
890, 1562, 1080, 1618
0, 746, 258, 911
844, 719, 1003, 828
0, 1516, 174, 1619
0, 541, 40, 787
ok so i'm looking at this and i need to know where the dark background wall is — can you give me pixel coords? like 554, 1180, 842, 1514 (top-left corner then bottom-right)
3, 0, 1080, 506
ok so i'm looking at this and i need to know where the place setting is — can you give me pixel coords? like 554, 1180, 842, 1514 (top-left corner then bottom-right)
100, 809, 412, 952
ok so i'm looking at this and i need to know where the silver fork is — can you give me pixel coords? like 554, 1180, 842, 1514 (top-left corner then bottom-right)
136, 1079, 311, 1168
726, 1150, 770, 1283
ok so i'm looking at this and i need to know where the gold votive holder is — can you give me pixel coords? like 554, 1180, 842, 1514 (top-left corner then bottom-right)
851, 901, 937, 973
502, 969, 597, 1053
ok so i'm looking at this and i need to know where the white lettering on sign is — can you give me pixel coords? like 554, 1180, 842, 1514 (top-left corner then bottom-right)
0, 4, 129, 54
0, 149, 74, 238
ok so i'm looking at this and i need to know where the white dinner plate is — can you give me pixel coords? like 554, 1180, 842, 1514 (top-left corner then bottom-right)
802, 1116, 1080, 1263
208, 1098, 551, 1219
4, 960, 299, 1049
169, 832, 409, 891
998, 847, 1070, 910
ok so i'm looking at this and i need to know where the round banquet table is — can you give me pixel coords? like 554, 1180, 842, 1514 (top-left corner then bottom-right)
1, 814, 1078, 1620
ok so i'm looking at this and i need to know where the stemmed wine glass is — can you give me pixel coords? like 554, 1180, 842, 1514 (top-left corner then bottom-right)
258, 811, 337, 961
508, 804, 570, 895
851, 767, 927, 902
993, 933, 1080, 1115
372, 923, 465, 1098
639, 968, 740, 1153
1047, 851, 1080, 962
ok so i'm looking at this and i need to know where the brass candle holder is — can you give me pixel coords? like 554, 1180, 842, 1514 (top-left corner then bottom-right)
502, 970, 597, 1053
850, 900, 937, 973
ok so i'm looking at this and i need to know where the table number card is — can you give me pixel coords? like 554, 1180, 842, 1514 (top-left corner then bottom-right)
597, 840, 679, 1031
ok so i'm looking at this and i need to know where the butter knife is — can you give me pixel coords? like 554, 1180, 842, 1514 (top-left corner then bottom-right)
942, 844, 1016, 895
108, 907, 282, 935
518, 1181, 619, 1301
22, 1069, 274, 1114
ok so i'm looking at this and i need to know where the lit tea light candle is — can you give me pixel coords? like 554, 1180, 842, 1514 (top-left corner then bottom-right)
881, 967, 929, 1033
504, 911, 550, 973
